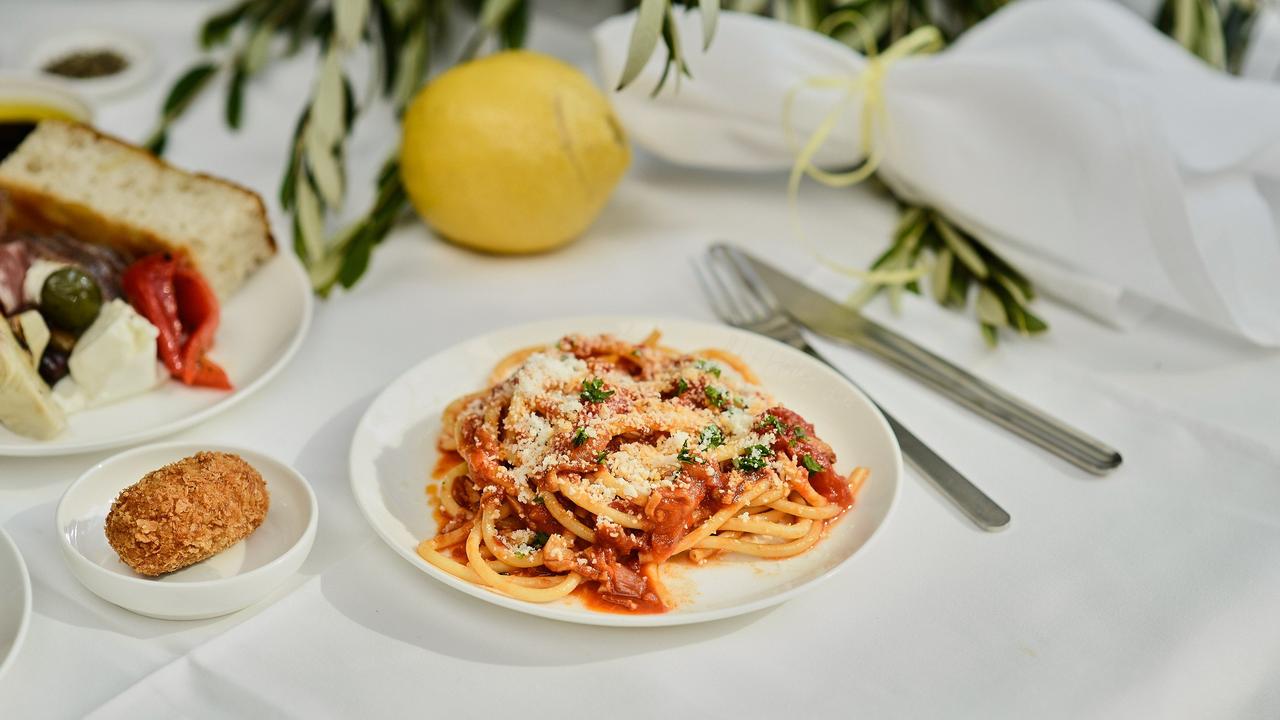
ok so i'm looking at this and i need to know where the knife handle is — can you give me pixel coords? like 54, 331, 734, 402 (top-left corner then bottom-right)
882, 412, 1011, 531
852, 324, 1122, 474
799, 344, 1011, 531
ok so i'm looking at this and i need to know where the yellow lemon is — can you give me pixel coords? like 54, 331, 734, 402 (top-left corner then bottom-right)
400, 50, 630, 254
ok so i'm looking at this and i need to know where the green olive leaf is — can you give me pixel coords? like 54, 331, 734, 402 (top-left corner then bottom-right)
500, 0, 529, 49
162, 62, 218, 119
934, 215, 989, 280
305, 125, 344, 208
931, 247, 953, 302
976, 286, 1008, 327
392, 23, 428, 111
278, 109, 308, 210
893, 206, 926, 242
947, 261, 972, 308
200, 0, 252, 50
338, 225, 380, 289
1172, 0, 1200, 52
1196, 0, 1226, 68
225, 62, 247, 129
295, 177, 326, 263
243, 23, 274, 75
311, 49, 346, 145
981, 322, 999, 348
335, 0, 370, 50
1020, 307, 1050, 334
143, 127, 167, 156
617, 0, 667, 91
372, 0, 400, 94
699, 0, 720, 50
663, 2, 689, 83
995, 272, 1029, 306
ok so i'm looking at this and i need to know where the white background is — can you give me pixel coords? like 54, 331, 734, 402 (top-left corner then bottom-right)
1, 2, 1279, 717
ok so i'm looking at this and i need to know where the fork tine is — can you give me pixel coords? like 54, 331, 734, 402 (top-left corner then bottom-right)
704, 246, 770, 324
692, 256, 741, 325
710, 243, 786, 317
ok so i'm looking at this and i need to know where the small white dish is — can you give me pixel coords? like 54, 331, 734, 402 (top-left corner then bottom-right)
0, 252, 313, 457
349, 316, 902, 627
56, 442, 317, 620
26, 29, 153, 101
0, 527, 31, 680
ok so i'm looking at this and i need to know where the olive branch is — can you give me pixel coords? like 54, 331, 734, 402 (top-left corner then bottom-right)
145, 0, 525, 295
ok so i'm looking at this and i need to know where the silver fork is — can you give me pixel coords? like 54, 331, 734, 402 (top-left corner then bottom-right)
696, 246, 1012, 531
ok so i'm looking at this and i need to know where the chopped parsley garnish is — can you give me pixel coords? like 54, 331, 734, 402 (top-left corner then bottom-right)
792, 426, 808, 439
695, 359, 722, 377
734, 444, 773, 472
734, 396, 747, 408
699, 424, 724, 450
532, 532, 550, 548
532, 494, 545, 505
762, 414, 787, 433
676, 440, 701, 464
801, 454, 825, 473
572, 427, 590, 446
704, 385, 728, 409
674, 377, 689, 395
580, 378, 614, 403
595, 450, 608, 463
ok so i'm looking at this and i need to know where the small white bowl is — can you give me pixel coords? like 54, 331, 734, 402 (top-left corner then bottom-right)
25, 29, 153, 101
0, 73, 93, 123
56, 442, 317, 620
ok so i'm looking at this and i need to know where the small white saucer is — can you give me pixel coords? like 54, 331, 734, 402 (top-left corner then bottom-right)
56, 442, 317, 620
25, 29, 153, 101
0, 527, 31, 681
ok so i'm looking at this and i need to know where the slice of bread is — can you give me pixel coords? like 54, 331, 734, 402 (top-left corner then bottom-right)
0, 120, 275, 300
0, 319, 65, 440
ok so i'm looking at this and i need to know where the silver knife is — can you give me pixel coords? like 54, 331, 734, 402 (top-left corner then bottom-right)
725, 245, 1122, 474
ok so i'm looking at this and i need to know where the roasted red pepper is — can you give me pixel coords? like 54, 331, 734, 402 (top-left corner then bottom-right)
121, 254, 184, 376
122, 253, 231, 390
173, 262, 223, 386
189, 355, 232, 390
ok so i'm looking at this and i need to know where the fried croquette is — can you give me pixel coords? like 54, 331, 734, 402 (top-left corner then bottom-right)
105, 451, 269, 576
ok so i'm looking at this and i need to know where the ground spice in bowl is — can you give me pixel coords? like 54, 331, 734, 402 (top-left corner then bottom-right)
43, 49, 129, 79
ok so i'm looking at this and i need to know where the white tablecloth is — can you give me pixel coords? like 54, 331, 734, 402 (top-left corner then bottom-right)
2, 3, 1279, 718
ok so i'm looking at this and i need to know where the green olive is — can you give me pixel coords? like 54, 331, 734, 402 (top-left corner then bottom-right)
41, 267, 103, 333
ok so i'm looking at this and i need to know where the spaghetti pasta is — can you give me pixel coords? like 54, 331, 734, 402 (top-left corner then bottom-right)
419, 332, 868, 614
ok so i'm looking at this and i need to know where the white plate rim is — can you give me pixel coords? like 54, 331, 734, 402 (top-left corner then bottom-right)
349, 315, 903, 627
55, 440, 320, 591
0, 526, 32, 681
0, 254, 314, 457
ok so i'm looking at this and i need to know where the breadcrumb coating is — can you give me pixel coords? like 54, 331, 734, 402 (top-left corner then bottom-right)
105, 451, 269, 576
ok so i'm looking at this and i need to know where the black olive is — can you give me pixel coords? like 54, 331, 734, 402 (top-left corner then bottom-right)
38, 346, 71, 385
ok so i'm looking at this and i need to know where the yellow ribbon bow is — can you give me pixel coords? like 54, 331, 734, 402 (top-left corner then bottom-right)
784, 21, 943, 283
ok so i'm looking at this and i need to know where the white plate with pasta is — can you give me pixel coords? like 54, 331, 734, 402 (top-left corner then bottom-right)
349, 316, 902, 627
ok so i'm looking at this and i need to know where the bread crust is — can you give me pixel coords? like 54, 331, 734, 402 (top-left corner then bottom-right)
0, 121, 276, 300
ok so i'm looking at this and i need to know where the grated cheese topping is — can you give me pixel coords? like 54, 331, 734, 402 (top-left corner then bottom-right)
457, 338, 784, 509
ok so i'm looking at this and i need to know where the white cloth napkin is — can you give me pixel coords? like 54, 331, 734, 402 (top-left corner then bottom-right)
594, 0, 1280, 345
